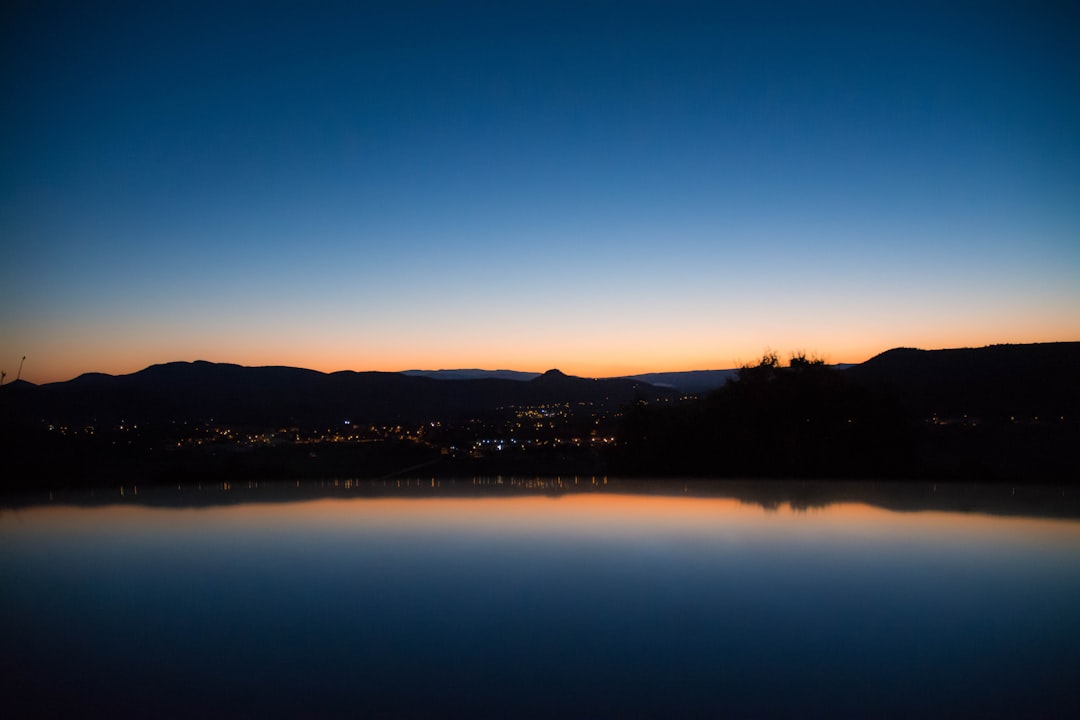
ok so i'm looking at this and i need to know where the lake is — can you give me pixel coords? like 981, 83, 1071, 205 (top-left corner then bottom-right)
2, 478, 1078, 718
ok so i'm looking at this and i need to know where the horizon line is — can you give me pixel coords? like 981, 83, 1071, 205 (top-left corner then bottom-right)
5, 340, 1078, 386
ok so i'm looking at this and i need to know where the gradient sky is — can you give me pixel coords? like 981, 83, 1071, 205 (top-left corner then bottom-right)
2, 1, 1077, 384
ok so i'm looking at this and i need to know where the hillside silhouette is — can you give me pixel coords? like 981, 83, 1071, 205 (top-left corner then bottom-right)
844, 343, 1080, 421
0, 361, 676, 428
613, 353, 917, 478
1, 342, 1076, 487
0, 363, 676, 489
613, 343, 1078, 481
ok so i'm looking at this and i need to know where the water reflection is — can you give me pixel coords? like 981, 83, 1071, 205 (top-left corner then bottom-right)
3, 477, 1078, 519
2, 481, 1078, 719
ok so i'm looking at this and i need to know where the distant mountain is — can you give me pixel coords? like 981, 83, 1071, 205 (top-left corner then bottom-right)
4, 342, 1074, 431
620, 365, 855, 394
843, 342, 1080, 420
402, 367, 826, 394
3, 344, 1077, 487
403, 367, 769, 393
0, 361, 678, 428
618, 370, 738, 394
404, 368, 742, 393
401, 369, 540, 382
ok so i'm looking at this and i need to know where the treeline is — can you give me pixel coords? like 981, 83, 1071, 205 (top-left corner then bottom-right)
611, 353, 920, 478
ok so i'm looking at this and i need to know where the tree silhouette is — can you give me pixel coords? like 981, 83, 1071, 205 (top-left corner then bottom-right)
612, 352, 917, 478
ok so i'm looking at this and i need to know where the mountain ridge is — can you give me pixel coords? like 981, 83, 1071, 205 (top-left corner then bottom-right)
4, 342, 1077, 424
2, 342, 1076, 487
844, 342, 1080, 420
0, 361, 678, 428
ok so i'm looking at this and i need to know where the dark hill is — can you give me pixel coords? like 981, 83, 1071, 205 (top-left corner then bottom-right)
0, 361, 677, 428
844, 342, 1080, 421
840, 343, 1079, 482
618, 370, 738, 394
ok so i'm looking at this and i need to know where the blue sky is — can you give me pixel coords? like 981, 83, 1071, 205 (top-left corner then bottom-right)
2, 1, 1077, 382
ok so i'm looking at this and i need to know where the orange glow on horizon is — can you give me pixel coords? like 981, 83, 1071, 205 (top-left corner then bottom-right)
11, 328, 1079, 385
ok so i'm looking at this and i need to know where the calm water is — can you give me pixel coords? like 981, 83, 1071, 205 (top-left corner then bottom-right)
2, 480, 1079, 718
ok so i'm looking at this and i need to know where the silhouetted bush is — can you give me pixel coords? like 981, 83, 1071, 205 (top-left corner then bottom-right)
612, 353, 918, 478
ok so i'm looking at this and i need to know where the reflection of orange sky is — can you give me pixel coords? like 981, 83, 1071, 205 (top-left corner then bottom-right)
6, 495, 1080, 548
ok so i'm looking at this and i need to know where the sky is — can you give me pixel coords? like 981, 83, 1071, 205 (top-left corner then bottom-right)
2, 0, 1078, 384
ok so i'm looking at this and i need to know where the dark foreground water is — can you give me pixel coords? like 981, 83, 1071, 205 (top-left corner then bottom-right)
2, 479, 1078, 718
